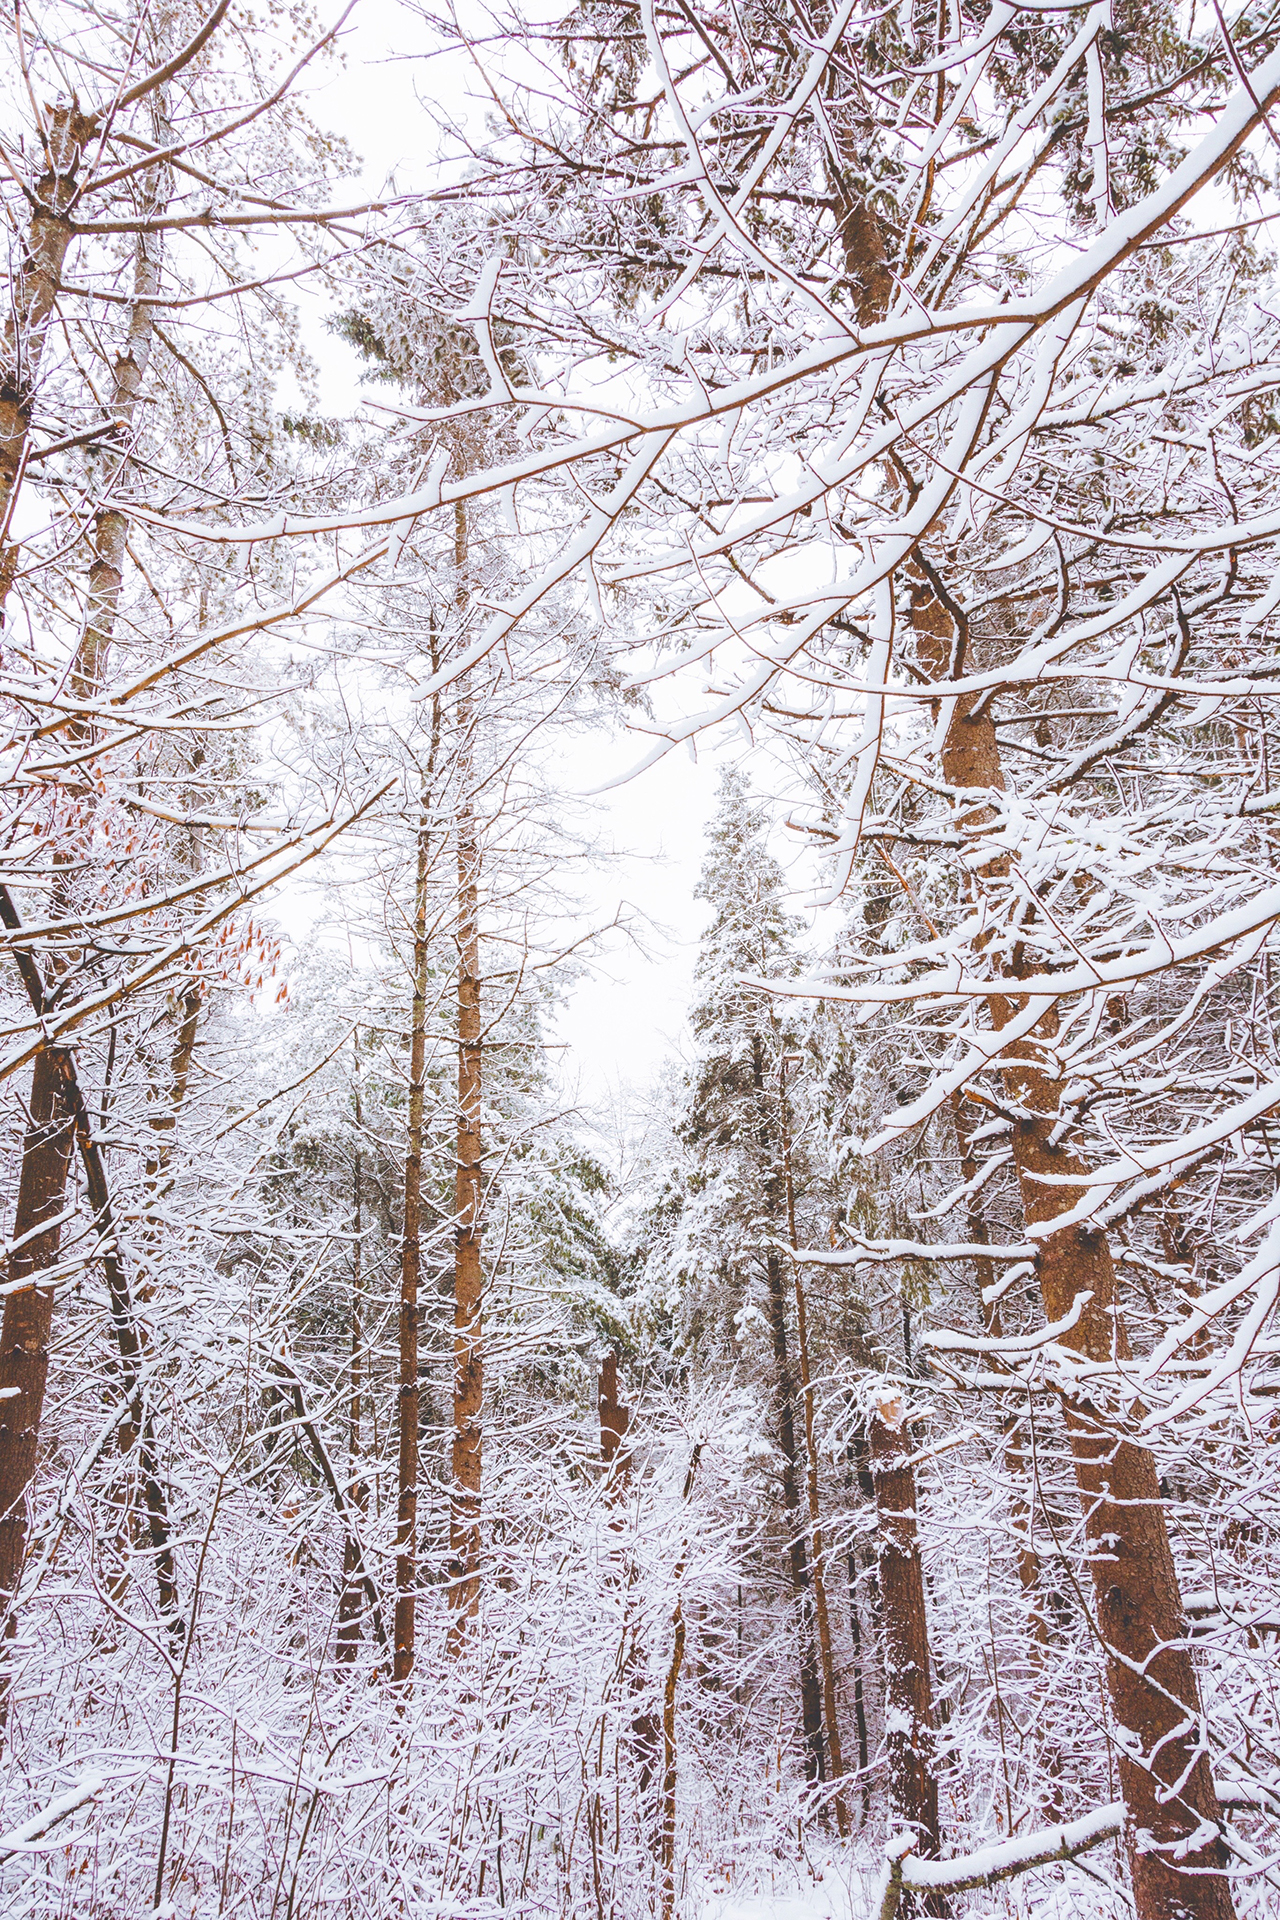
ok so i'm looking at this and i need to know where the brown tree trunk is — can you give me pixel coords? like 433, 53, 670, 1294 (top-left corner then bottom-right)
47, 138, 182, 1637
910, 584, 1233, 1919
147, 992, 201, 1181
752, 1038, 825, 1783
393, 795, 431, 1690
448, 711, 483, 1643
337, 1044, 366, 1664
0, 889, 181, 1645
834, 156, 1214, 1900
73, 108, 168, 713
75, 1075, 180, 1634
762, 1240, 826, 1783
660, 1444, 702, 1920
0, 135, 172, 1663
846, 1545, 872, 1820
867, 1390, 946, 1919
780, 1067, 848, 1832
0, 106, 94, 613
0, 1048, 76, 1637
598, 1351, 660, 1823
598, 1350, 631, 1486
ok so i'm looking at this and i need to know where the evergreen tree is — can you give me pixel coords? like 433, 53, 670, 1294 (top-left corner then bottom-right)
655, 769, 829, 1784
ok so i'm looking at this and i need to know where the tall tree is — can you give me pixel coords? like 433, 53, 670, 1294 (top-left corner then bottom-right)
668, 768, 831, 1787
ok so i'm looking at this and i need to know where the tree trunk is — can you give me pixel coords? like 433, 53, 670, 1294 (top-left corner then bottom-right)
598, 1350, 660, 1821
660, 1444, 701, 1920
911, 583, 1234, 1920
0, 887, 181, 1644
598, 1350, 631, 1486
0, 1047, 76, 1644
449, 675, 483, 1645
846, 1545, 872, 1820
867, 1390, 947, 1919
59, 120, 182, 1634
73, 102, 168, 712
762, 1243, 826, 1784
0, 106, 95, 613
393, 795, 431, 1690
660, 1593, 687, 1920
0, 114, 176, 1666
337, 1043, 366, 1665
752, 1038, 825, 1783
834, 160, 1228, 1914
146, 991, 201, 1185
781, 1069, 848, 1832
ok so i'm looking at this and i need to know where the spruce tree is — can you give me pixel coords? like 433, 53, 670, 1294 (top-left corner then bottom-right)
674, 768, 827, 1784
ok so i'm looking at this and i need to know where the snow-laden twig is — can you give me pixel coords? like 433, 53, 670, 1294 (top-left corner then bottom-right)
0, 1775, 107, 1862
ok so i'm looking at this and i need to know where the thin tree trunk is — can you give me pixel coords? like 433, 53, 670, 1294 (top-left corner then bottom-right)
762, 1239, 826, 1784
337, 1041, 366, 1664
393, 794, 431, 1690
910, 584, 1234, 1919
780, 1065, 848, 1833
146, 992, 201, 1182
0, 106, 95, 613
447, 487, 484, 1648
449, 700, 483, 1641
752, 1039, 825, 1783
867, 1390, 947, 1919
0, 1049, 76, 1641
72, 106, 169, 712
660, 1444, 702, 1920
55, 116, 181, 1632
0, 12, 219, 622
846, 1546, 871, 1820
599, 1350, 659, 1817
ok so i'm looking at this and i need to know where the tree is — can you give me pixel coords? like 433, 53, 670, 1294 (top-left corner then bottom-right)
654, 767, 837, 1795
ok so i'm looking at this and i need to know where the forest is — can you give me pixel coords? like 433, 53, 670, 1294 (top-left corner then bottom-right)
2, 0, 1280, 1914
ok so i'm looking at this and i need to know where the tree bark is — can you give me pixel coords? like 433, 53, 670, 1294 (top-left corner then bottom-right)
846, 1545, 872, 1820
0, 106, 95, 613
0, 1048, 76, 1637
0, 888, 181, 1646
393, 794, 431, 1690
781, 1067, 848, 1832
449, 703, 483, 1643
868, 1390, 947, 1920
762, 1240, 826, 1784
748, 1033, 825, 1784
337, 1042, 366, 1664
660, 1444, 701, 1920
72, 97, 169, 712
0, 120, 167, 1669
911, 582, 1234, 1919
598, 1350, 631, 1485
751, 1039, 825, 1783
